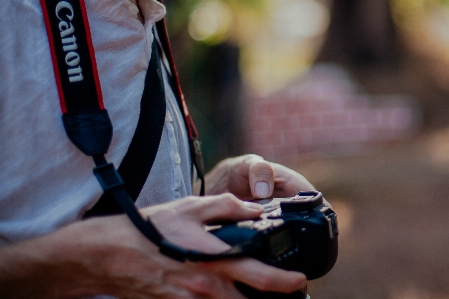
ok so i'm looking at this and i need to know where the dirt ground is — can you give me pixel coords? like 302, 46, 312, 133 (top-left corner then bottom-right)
291, 129, 449, 299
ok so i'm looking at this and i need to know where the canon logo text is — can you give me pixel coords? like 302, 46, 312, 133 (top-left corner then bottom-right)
55, 1, 83, 83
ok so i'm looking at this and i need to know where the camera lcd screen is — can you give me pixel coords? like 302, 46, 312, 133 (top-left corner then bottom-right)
270, 230, 294, 256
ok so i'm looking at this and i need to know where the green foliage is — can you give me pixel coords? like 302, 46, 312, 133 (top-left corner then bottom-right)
164, 0, 199, 31
226, 0, 265, 11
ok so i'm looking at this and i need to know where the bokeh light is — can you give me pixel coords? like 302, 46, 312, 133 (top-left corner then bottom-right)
187, 0, 331, 96
391, 0, 449, 61
241, 0, 331, 96
188, 1, 233, 45
272, 0, 330, 40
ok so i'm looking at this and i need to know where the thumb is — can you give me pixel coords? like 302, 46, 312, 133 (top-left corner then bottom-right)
246, 158, 275, 199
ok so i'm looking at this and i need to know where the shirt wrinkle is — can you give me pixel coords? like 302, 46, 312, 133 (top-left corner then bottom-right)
0, 0, 192, 247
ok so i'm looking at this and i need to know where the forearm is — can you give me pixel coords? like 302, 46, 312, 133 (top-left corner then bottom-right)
0, 219, 115, 299
0, 195, 307, 299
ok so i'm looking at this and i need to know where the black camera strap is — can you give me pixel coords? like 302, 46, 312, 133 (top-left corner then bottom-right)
40, 0, 251, 262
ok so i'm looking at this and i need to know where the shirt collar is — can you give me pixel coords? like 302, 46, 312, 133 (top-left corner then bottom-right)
85, 0, 166, 26
137, 0, 166, 25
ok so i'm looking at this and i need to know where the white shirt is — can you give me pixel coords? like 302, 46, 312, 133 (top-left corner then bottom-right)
0, 0, 193, 245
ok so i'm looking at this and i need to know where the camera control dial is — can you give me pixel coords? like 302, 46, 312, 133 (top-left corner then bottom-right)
280, 191, 324, 213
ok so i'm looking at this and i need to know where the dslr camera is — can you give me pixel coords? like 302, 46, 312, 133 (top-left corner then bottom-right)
209, 191, 338, 299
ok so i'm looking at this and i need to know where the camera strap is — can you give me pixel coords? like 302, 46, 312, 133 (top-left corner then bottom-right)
40, 0, 251, 262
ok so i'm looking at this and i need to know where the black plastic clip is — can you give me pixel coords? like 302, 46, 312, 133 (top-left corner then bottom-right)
93, 163, 125, 192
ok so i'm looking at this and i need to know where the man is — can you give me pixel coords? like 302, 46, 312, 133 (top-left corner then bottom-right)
0, 0, 317, 297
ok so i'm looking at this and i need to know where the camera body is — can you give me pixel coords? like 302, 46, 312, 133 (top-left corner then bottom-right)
209, 191, 338, 298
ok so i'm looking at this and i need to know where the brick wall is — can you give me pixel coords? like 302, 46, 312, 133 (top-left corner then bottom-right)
244, 65, 421, 162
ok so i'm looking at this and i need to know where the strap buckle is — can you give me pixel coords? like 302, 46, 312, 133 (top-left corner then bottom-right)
93, 163, 125, 192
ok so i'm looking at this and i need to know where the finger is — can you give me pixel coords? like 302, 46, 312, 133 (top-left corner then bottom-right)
170, 268, 247, 299
182, 194, 263, 224
211, 258, 307, 294
139, 195, 263, 253
269, 162, 316, 197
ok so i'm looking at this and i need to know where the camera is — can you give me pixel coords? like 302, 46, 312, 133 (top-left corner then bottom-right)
208, 191, 338, 298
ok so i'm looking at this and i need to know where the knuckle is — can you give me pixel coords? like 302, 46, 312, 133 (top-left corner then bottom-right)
252, 162, 273, 176
252, 275, 274, 291
183, 195, 199, 203
185, 196, 208, 208
188, 275, 215, 295
220, 194, 241, 212
237, 155, 265, 176
244, 154, 264, 162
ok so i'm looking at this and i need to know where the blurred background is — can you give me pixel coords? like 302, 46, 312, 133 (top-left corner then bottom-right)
163, 0, 449, 298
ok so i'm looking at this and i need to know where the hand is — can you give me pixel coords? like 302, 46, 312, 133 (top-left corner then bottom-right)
201, 154, 316, 200
0, 194, 306, 299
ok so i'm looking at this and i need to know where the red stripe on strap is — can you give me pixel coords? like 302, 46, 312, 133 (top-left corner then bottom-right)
79, 0, 105, 109
40, 0, 67, 113
156, 19, 199, 139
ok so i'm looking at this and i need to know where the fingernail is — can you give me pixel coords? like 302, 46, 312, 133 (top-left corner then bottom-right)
255, 181, 270, 198
243, 201, 263, 211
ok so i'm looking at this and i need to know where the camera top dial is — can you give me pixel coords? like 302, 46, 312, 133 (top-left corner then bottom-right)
280, 191, 323, 213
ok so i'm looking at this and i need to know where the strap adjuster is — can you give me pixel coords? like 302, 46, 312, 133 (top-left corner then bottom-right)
93, 163, 125, 192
